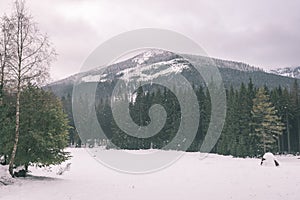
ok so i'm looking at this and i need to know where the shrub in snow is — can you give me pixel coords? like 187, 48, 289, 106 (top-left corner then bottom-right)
260, 152, 279, 167
13, 169, 27, 177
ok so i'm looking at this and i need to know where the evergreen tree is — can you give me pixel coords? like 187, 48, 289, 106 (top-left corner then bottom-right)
189, 86, 206, 151
251, 88, 284, 154
228, 87, 240, 155
235, 83, 251, 157
62, 93, 81, 147
0, 93, 15, 165
96, 97, 113, 140
217, 88, 231, 155
270, 86, 290, 153
289, 80, 300, 153
14, 86, 70, 172
281, 88, 292, 153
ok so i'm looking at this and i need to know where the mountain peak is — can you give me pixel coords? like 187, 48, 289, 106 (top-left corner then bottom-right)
132, 49, 167, 65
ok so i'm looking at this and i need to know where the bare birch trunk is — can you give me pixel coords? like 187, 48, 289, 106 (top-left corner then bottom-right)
8, 83, 20, 177
5, 1, 54, 177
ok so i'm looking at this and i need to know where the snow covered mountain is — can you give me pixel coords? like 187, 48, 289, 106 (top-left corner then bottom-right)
46, 49, 296, 97
48, 50, 261, 85
80, 49, 190, 83
268, 66, 300, 79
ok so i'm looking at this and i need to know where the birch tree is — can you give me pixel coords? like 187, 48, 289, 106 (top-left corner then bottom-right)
6, 0, 56, 177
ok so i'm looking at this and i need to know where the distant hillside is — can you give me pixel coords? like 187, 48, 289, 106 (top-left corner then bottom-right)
269, 66, 300, 79
45, 50, 296, 98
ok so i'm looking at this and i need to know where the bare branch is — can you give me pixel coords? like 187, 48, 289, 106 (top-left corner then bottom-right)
2, 0, 57, 177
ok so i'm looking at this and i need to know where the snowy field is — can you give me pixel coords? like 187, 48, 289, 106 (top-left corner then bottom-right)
1, 148, 300, 200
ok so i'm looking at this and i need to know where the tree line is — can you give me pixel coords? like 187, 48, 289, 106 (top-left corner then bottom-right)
79, 79, 300, 157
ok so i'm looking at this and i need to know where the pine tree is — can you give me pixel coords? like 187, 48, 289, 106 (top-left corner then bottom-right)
290, 80, 300, 153
0, 93, 15, 165
222, 86, 240, 156
236, 83, 251, 157
189, 85, 206, 152
217, 88, 231, 155
282, 88, 292, 152
14, 86, 70, 171
251, 88, 284, 154
62, 93, 81, 147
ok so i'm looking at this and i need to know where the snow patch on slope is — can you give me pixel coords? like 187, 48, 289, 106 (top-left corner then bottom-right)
269, 66, 300, 79
117, 58, 189, 82
132, 49, 165, 65
81, 74, 108, 83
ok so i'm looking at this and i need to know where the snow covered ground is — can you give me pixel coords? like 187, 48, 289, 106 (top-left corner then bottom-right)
1, 148, 300, 200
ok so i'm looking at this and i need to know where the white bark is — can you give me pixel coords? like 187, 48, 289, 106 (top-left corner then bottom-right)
5, 0, 56, 177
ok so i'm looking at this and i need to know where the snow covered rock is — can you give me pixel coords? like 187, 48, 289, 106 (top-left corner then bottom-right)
57, 163, 71, 175
260, 152, 280, 167
0, 165, 14, 185
0, 155, 4, 163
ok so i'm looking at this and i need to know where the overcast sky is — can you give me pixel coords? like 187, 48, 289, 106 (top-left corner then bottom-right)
1, 0, 300, 81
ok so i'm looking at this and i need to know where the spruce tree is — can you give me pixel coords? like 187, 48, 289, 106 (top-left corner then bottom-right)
14, 86, 70, 171
251, 88, 284, 154
290, 80, 300, 152
236, 83, 251, 157
0, 93, 15, 165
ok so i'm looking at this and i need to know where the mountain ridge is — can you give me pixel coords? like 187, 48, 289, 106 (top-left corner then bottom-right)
268, 66, 300, 79
45, 50, 298, 97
